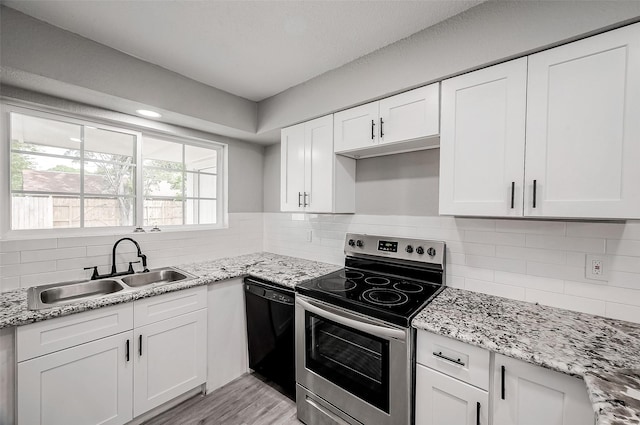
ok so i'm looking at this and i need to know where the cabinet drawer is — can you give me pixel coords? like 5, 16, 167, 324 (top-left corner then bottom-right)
17, 303, 133, 362
134, 286, 206, 327
416, 330, 490, 390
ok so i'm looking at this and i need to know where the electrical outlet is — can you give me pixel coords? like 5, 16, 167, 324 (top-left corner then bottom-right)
585, 254, 607, 282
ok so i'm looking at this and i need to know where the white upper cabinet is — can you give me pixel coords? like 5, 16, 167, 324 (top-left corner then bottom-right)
439, 58, 527, 217
333, 102, 380, 152
525, 23, 640, 219
378, 84, 439, 145
334, 84, 440, 158
440, 23, 640, 219
281, 115, 355, 213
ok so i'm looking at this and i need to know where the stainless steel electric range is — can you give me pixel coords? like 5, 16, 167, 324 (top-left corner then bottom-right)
295, 233, 445, 425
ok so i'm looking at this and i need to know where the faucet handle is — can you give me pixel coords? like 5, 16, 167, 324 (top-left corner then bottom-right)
128, 261, 141, 274
84, 266, 99, 280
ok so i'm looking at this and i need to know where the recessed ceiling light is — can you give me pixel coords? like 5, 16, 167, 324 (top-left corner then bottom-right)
69, 137, 82, 142
136, 109, 162, 118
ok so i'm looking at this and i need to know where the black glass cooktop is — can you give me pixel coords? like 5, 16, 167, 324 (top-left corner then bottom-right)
296, 267, 444, 327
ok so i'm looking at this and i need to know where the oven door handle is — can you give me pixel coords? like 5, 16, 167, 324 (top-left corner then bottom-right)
297, 297, 406, 342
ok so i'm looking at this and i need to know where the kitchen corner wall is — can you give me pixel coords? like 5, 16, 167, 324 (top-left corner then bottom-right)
263, 144, 640, 324
0, 213, 263, 292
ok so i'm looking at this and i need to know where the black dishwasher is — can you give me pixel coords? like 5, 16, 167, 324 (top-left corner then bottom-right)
244, 277, 295, 398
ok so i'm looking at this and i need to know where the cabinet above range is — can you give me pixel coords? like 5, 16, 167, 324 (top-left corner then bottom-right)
333, 84, 440, 159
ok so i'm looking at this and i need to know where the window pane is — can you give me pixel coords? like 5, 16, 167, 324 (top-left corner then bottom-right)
84, 197, 134, 227
199, 200, 217, 224
144, 199, 183, 226
85, 161, 135, 196
11, 194, 80, 229
186, 199, 216, 224
12, 153, 81, 193
185, 145, 217, 173
11, 113, 82, 155
144, 168, 183, 197
143, 137, 183, 168
84, 127, 135, 159
185, 173, 216, 198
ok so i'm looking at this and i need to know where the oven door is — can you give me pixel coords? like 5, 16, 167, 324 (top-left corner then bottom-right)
295, 295, 411, 425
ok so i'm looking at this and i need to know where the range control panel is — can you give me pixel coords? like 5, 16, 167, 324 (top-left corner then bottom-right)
344, 233, 445, 266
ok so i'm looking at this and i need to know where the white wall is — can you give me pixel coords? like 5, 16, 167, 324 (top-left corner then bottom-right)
263, 212, 640, 324
258, 1, 640, 132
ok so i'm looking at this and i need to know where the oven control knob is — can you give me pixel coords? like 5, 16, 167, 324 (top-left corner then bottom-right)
356, 240, 364, 248
348, 239, 355, 247
416, 246, 424, 255
426, 247, 436, 257
405, 245, 414, 253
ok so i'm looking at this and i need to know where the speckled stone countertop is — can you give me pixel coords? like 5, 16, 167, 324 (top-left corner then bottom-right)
0, 252, 340, 329
412, 287, 640, 425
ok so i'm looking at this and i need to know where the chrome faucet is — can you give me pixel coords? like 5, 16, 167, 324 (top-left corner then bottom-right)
85, 237, 149, 280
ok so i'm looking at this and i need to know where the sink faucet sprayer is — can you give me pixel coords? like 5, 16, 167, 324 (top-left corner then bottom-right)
84, 237, 149, 280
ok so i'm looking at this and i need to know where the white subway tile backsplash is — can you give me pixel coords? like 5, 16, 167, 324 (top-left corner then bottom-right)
526, 234, 605, 253
526, 262, 588, 283
495, 245, 566, 265
0, 252, 20, 266
606, 239, 640, 257
495, 220, 566, 236
494, 271, 564, 293
20, 246, 86, 263
0, 238, 57, 252
464, 230, 525, 247
604, 302, 640, 323
566, 222, 640, 240
446, 241, 496, 256
446, 264, 495, 281
465, 279, 526, 300
0, 261, 57, 278
1, 277, 20, 292
564, 281, 640, 307
525, 289, 606, 316
466, 255, 526, 274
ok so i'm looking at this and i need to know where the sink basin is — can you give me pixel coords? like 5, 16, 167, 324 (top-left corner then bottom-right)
120, 267, 194, 288
28, 279, 127, 310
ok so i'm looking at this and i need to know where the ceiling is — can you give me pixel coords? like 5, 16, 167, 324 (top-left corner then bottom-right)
3, 0, 483, 102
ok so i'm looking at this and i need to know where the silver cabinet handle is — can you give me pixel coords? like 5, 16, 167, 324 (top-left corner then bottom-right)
432, 351, 465, 366
297, 297, 406, 341
303, 192, 309, 207
298, 192, 302, 207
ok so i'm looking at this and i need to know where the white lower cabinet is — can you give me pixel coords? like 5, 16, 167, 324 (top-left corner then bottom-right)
493, 354, 595, 425
416, 364, 488, 425
17, 287, 208, 425
18, 331, 133, 425
133, 309, 207, 417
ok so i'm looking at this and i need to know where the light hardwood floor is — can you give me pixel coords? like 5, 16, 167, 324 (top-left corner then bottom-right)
143, 373, 302, 425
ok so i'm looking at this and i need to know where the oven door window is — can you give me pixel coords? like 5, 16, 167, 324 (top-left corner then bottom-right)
305, 311, 389, 412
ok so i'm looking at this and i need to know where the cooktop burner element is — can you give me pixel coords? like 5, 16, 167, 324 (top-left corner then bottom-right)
364, 276, 390, 286
318, 278, 357, 292
393, 281, 424, 293
296, 233, 446, 326
362, 289, 409, 306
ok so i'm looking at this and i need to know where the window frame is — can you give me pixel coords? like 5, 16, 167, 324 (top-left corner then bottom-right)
1, 102, 228, 239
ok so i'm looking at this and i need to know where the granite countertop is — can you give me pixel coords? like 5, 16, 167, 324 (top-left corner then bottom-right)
0, 252, 341, 329
412, 287, 640, 425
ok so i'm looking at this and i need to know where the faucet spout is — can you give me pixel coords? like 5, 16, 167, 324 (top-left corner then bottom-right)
112, 237, 148, 276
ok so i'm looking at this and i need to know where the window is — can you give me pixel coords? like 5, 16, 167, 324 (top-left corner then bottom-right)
143, 136, 219, 226
5, 106, 225, 233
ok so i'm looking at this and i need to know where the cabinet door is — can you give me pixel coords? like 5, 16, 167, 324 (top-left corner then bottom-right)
206, 279, 248, 393
439, 58, 527, 216
305, 114, 334, 212
379, 84, 439, 145
493, 354, 594, 425
333, 101, 379, 153
133, 309, 207, 417
18, 331, 133, 425
525, 23, 640, 218
416, 364, 488, 425
280, 123, 306, 211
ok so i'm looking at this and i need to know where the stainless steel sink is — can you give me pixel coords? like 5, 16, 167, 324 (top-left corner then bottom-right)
27, 267, 196, 310
28, 279, 127, 310
120, 267, 194, 287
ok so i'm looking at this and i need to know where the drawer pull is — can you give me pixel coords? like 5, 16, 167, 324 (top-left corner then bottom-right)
476, 401, 481, 425
125, 339, 130, 362
432, 351, 465, 366
501, 365, 506, 400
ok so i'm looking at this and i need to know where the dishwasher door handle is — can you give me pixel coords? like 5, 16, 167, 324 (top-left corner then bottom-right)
297, 297, 406, 342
